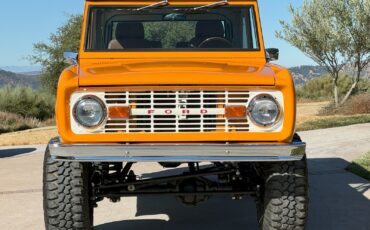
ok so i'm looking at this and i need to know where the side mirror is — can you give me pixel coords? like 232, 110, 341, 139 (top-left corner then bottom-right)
266, 48, 279, 61
64, 51, 78, 65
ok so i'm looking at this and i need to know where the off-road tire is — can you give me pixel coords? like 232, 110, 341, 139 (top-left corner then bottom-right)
43, 141, 93, 230
257, 157, 309, 230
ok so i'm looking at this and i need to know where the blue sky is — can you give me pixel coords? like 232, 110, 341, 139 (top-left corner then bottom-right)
0, 0, 315, 68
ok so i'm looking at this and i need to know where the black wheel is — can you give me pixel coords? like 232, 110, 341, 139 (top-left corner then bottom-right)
43, 140, 94, 230
257, 157, 309, 230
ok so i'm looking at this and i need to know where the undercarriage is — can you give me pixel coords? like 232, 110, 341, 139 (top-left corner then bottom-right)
44, 142, 309, 230
91, 162, 261, 206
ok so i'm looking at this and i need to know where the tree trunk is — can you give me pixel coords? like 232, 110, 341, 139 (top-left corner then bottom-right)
340, 61, 362, 106
333, 83, 339, 107
339, 76, 359, 105
332, 72, 339, 107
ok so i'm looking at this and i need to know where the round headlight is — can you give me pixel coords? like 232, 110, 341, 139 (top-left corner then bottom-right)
73, 96, 106, 128
248, 94, 280, 127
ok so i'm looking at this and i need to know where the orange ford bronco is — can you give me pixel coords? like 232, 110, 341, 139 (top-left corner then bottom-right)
43, 0, 309, 229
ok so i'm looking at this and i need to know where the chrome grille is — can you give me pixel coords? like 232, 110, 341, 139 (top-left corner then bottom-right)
104, 91, 250, 133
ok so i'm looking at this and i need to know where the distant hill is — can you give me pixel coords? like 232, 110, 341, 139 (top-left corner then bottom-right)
20, 71, 41, 76
289, 65, 328, 85
0, 66, 41, 73
289, 65, 370, 85
0, 69, 40, 89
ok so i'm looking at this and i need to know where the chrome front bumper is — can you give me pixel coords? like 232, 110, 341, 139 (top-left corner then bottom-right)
49, 139, 306, 162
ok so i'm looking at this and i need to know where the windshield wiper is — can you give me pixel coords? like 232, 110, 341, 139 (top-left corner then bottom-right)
192, 0, 228, 11
134, 0, 169, 11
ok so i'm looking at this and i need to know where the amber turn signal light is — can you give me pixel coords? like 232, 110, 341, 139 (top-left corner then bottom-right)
225, 105, 247, 119
108, 106, 130, 119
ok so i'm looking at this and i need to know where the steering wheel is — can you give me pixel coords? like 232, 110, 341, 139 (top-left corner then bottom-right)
198, 37, 232, 48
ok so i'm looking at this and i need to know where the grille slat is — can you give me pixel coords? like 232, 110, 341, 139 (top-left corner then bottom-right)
105, 98, 249, 101
104, 90, 250, 133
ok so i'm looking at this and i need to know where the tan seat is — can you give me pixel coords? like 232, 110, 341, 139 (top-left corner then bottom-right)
108, 22, 152, 49
108, 40, 124, 49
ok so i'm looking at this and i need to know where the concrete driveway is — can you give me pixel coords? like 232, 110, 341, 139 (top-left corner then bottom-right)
1, 124, 370, 230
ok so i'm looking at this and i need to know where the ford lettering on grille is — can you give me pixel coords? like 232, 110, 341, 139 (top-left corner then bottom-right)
132, 108, 223, 116
104, 91, 250, 133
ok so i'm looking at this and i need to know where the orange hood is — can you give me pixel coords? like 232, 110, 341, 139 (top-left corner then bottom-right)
78, 58, 275, 86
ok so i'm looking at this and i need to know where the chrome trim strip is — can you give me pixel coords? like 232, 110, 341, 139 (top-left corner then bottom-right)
52, 155, 304, 162
49, 139, 306, 162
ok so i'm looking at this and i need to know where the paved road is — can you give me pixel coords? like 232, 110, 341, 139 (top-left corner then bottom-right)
1, 124, 370, 230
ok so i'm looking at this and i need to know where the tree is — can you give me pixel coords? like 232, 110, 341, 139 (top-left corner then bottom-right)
30, 15, 195, 94
335, 0, 370, 104
145, 21, 196, 48
277, 0, 370, 107
30, 15, 83, 94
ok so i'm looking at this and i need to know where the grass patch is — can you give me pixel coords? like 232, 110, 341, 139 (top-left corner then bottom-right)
348, 152, 370, 181
297, 114, 370, 131
0, 126, 57, 146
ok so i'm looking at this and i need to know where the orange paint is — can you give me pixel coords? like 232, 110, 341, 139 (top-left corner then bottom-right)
55, 0, 296, 144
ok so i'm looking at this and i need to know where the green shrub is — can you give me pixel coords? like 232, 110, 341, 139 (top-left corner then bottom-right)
0, 112, 41, 134
296, 75, 370, 101
0, 86, 55, 120
320, 93, 370, 116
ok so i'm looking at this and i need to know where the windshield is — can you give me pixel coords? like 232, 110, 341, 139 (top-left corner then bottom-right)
85, 6, 260, 51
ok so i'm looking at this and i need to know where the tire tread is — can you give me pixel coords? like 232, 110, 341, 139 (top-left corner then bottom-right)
43, 141, 92, 230
260, 158, 309, 230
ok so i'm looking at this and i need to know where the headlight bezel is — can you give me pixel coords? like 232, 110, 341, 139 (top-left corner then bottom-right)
248, 94, 281, 127
72, 95, 107, 129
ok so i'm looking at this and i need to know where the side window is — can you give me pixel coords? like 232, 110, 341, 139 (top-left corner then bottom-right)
249, 7, 259, 49
242, 12, 248, 48
241, 7, 259, 50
